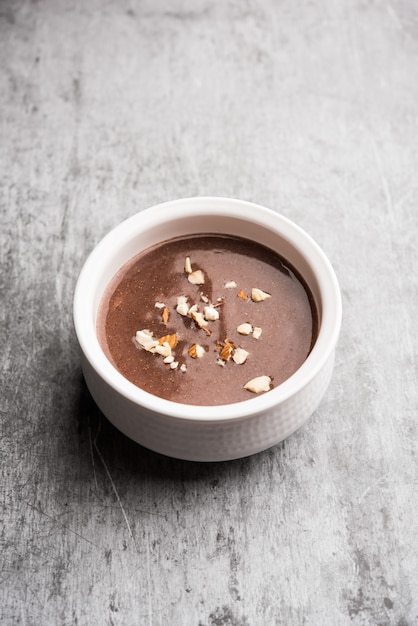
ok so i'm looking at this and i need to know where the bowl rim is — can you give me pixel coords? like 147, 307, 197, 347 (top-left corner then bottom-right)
73, 196, 342, 422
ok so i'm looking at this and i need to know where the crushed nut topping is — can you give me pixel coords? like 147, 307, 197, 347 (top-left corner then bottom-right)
135, 330, 159, 352
219, 339, 234, 361
252, 326, 262, 340
135, 330, 178, 364
154, 342, 172, 358
176, 296, 189, 316
188, 269, 205, 285
251, 288, 271, 302
190, 309, 208, 329
232, 347, 249, 364
237, 322, 252, 335
162, 306, 170, 325
133, 253, 276, 397
188, 344, 205, 359
158, 333, 178, 349
244, 375, 272, 393
203, 306, 219, 321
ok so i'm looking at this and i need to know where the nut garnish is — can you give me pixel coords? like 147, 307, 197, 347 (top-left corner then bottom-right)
184, 256, 192, 274
135, 330, 159, 352
176, 296, 189, 316
232, 347, 249, 364
188, 344, 205, 359
244, 375, 272, 393
251, 288, 271, 302
237, 322, 252, 335
162, 306, 170, 325
190, 309, 208, 329
188, 270, 205, 285
154, 342, 172, 358
203, 306, 219, 321
252, 326, 262, 340
135, 249, 274, 384
158, 333, 178, 349
219, 339, 234, 361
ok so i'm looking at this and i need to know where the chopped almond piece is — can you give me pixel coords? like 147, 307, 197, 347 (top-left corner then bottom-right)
188, 344, 205, 359
224, 280, 237, 289
237, 322, 252, 335
188, 270, 205, 285
184, 256, 192, 274
154, 302, 165, 309
176, 296, 189, 316
244, 375, 272, 393
190, 310, 208, 329
176, 302, 189, 316
203, 306, 219, 321
252, 326, 262, 340
154, 343, 172, 358
162, 306, 169, 325
232, 348, 249, 364
220, 339, 234, 361
158, 333, 178, 349
135, 329, 159, 352
251, 288, 271, 302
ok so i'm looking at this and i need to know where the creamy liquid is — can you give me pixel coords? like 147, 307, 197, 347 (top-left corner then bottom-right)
97, 235, 318, 405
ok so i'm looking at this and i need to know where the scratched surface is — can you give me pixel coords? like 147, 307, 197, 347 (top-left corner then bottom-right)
1, 1, 418, 624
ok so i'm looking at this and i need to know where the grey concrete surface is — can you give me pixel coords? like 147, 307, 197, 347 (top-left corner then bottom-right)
1, 1, 418, 624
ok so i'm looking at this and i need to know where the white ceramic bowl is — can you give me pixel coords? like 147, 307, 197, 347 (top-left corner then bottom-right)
73, 197, 341, 462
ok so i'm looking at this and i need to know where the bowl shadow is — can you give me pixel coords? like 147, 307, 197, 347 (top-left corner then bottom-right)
76, 377, 281, 484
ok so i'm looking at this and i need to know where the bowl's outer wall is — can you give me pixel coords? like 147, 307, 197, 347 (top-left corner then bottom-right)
81, 350, 335, 462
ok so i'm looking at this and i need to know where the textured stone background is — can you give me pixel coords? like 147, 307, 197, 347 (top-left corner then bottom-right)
1, 1, 418, 624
